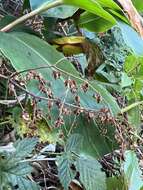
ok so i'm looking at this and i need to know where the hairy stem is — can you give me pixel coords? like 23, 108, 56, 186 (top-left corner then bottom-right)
0, 0, 63, 32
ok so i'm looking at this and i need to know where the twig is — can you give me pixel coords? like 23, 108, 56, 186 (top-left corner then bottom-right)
19, 157, 56, 163
0, 94, 25, 106
0, 0, 63, 32
0, 74, 7, 79
13, 87, 25, 111
2, 62, 143, 115
9, 57, 66, 79
11, 79, 99, 113
59, 77, 70, 117
0, 120, 12, 126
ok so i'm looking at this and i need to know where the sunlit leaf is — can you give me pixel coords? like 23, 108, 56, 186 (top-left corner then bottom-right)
63, 0, 117, 24
78, 12, 114, 32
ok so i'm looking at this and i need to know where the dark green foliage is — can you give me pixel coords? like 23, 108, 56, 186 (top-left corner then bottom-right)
0, 138, 39, 190
0, 0, 143, 190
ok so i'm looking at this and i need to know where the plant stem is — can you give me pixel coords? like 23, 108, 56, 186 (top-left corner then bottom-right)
19, 157, 57, 163
0, 0, 63, 32
0, 120, 12, 126
121, 101, 143, 114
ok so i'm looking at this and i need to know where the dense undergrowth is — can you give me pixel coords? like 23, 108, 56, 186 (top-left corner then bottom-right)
0, 0, 143, 190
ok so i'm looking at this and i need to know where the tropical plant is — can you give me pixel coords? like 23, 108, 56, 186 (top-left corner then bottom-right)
0, 0, 143, 189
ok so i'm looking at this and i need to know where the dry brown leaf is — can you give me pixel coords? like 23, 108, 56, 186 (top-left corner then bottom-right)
117, 0, 143, 37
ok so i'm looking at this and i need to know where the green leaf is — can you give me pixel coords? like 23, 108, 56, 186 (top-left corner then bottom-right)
118, 21, 143, 56
0, 157, 40, 190
65, 134, 83, 154
124, 55, 143, 77
72, 116, 118, 158
108, 9, 128, 23
63, 0, 117, 24
0, 31, 120, 117
8, 163, 32, 176
132, 0, 143, 12
23, 0, 31, 10
106, 176, 127, 190
124, 55, 140, 74
30, 0, 77, 18
17, 177, 40, 190
120, 72, 133, 88
0, 31, 76, 114
57, 152, 76, 190
123, 151, 143, 190
78, 12, 114, 32
90, 81, 120, 116
95, 0, 121, 10
76, 155, 106, 190
14, 138, 38, 158
128, 105, 141, 129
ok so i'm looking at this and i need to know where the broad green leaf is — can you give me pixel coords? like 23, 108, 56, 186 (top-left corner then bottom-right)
132, 0, 143, 12
76, 155, 106, 190
118, 21, 143, 56
90, 81, 120, 116
123, 151, 143, 190
71, 116, 118, 158
0, 31, 77, 103
14, 138, 38, 158
63, 0, 117, 24
0, 32, 120, 116
107, 176, 127, 190
65, 134, 83, 154
108, 9, 128, 23
57, 152, 76, 190
30, 0, 77, 18
96, 0, 121, 10
78, 12, 114, 32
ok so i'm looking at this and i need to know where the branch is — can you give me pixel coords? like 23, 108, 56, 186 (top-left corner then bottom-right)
117, 0, 143, 37
0, 0, 63, 32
